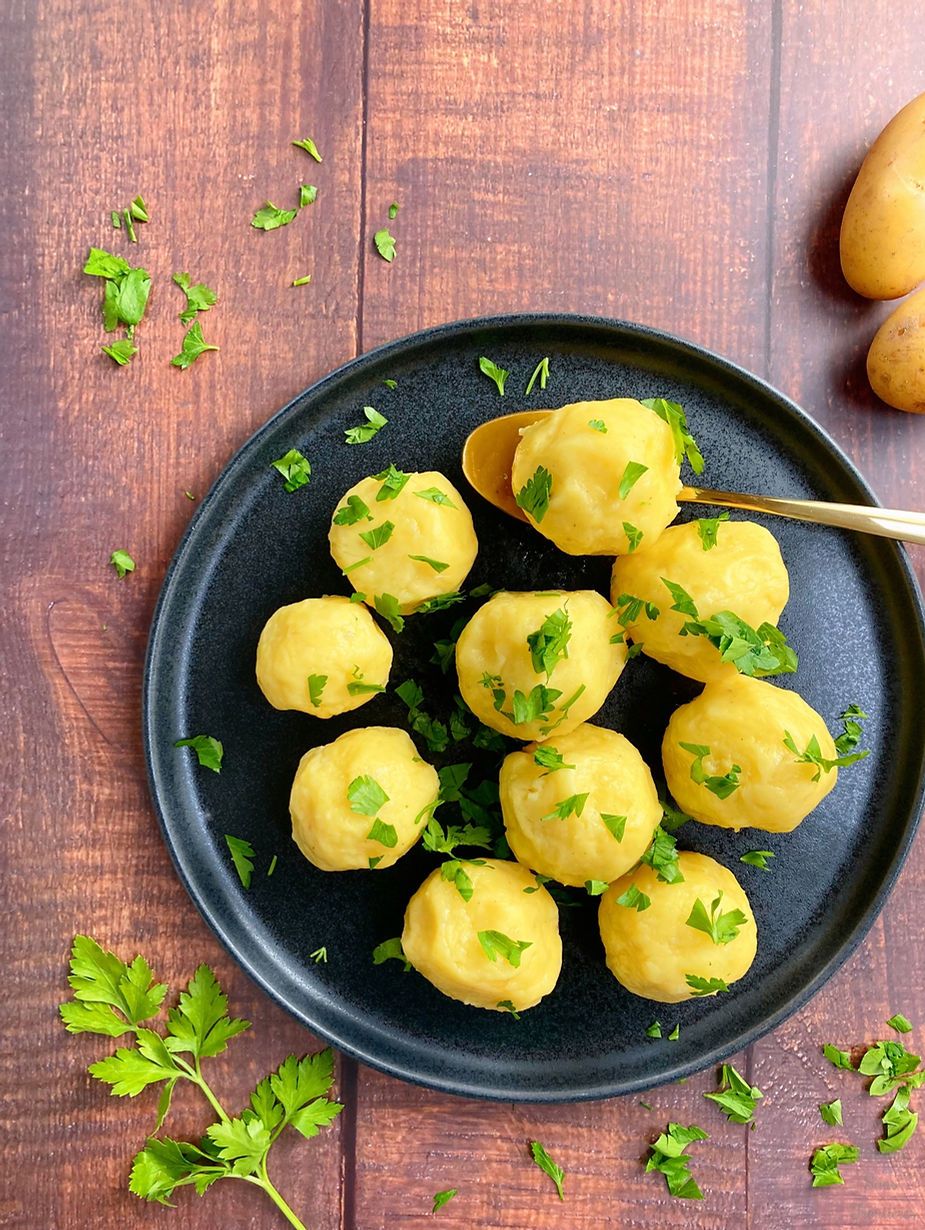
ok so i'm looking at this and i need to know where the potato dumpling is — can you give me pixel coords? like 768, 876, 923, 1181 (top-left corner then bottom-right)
401, 859, 562, 1012
455, 589, 627, 742
256, 595, 392, 716
610, 519, 789, 683
510, 398, 681, 556
840, 90, 925, 300
662, 674, 839, 833
289, 726, 438, 871
499, 723, 662, 887
328, 469, 478, 615
599, 852, 757, 1003
867, 284, 925, 414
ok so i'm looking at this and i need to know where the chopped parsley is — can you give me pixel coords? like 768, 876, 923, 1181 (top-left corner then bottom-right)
641, 397, 704, 474
645, 1123, 708, 1200
173, 272, 218, 324
345, 406, 387, 444
347, 775, 389, 817
173, 735, 223, 773
374, 228, 396, 261
858, 1038, 923, 1095
810, 1143, 859, 1187
388, 202, 399, 220
588, 418, 607, 433
703, 1064, 763, 1123
395, 678, 449, 753
408, 554, 449, 572
292, 275, 312, 286
661, 577, 700, 618
309, 946, 327, 963
497, 1000, 520, 1019
346, 666, 385, 696
784, 707, 869, 780
524, 357, 549, 396
696, 512, 730, 550
740, 850, 775, 870
888, 1013, 914, 1034
415, 486, 455, 506
478, 930, 532, 968
685, 891, 747, 945
685, 974, 729, 997
366, 818, 398, 848
478, 355, 509, 395
585, 879, 609, 896
307, 674, 327, 707
515, 466, 553, 522
299, 184, 318, 207
529, 1141, 564, 1201
646, 1021, 663, 1038
640, 826, 684, 883
600, 813, 626, 842
251, 200, 298, 230
879, 1085, 919, 1153
819, 1099, 843, 1126
671, 588, 798, 675
171, 321, 219, 369
292, 137, 322, 160
511, 684, 561, 726
84, 247, 151, 362
540, 793, 589, 822
373, 464, 410, 500
101, 338, 138, 365
823, 1043, 855, 1070
372, 937, 409, 968
224, 835, 255, 888
109, 549, 135, 578
432, 1189, 457, 1212
333, 494, 372, 525
270, 448, 311, 492
618, 461, 649, 500
359, 520, 395, 550
680, 743, 742, 799
533, 745, 574, 773
612, 592, 660, 627
623, 522, 643, 552
616, 884, 650, 912
374, 593, 404, 632
527, 607, 571, 679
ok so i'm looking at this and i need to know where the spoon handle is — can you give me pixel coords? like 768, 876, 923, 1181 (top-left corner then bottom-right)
681, 486, 925, 546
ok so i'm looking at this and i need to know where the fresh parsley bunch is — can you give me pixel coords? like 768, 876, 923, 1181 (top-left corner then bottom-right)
60, 936, 342, 1229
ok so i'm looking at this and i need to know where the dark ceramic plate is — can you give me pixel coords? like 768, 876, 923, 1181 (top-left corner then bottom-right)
143, 314, 925, 1102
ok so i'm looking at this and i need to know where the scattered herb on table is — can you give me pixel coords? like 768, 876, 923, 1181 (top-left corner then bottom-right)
102, 338, 138, 365
299, 184, 317, 207
645, 1123, 708, 1199
59, 936, 342, 1229
252, 201, 298, 230
703, 1064, 763, 1123
529, 1141, 564, 1201
292, 137, 322, 161
173, 735, 223, 773
292, 275, 312, 287
173, 272, 218, 324
374, 228, 396, 261
110, 549, 135, 578
888, 1013, 913, 1034
819, 1099, 843, 1126
432, 1189, 457, 1212
84, 247, 151, 363
171, 321, 219, 370
810, 1143, 859, 1187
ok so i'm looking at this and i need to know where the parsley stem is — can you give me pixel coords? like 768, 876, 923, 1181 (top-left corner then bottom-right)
190, 1056, 232, 1124
244, 1165, 309, 1230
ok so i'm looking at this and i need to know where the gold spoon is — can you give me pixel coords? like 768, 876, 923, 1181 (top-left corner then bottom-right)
461, 409, 925, 545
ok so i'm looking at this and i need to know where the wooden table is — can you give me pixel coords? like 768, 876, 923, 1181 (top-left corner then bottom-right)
4, 2, 925, 1226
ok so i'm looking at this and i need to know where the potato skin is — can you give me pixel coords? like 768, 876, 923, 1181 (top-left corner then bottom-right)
328, 470, 478, 614
499, 723, 661, 887
289, 726, 438, 871
867, 285, 925, 413
661, 674, 839, 833
401, 859, 562, 1012
455, 590, 628, 742
256, 595, 392, 715
840, 91, 925, 299
610, 520, 789, 683
599, 852, 757, 1003
510, 398, 681, 556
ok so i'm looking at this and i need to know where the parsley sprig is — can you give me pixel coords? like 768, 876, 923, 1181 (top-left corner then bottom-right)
685, 891, 747, 946
59, 937, 342, 1229
645, 1123, 708, 1199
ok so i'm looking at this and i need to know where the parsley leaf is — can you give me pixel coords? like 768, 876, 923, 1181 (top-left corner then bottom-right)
59, 936, 168, 1036
540, 792, 589, 822
645, 1123, 708, 1199
703, 1064, 763, 1123
408, 554, 450, 572
696, 512, 730, 550
740, 850, 775, 870
618, 460, 649, 500
173, 735, 223, 773
84, 247, 132, 279
510, 684, 561, 726
110, 548, 135, 577
524, 357, 549, 395
477, 930, 532, 968
623, 521, 643, 552
685, 892, 747, 945
683, 610, 798, 677
373, 592, 404, 632
533, 745, 574, 773
345, 406, 387, 444
367, 818, 398, 848
171, 321, 219, 370
784, 714, 870, 780
888, 1013, 914, 1034
646, 1021, 663, 1038
685, 974, 729, 997
478, 355, 509, 395
373, 463, 410, 501
251, 200, 297, 230
173, 272, 218, 325
333, 494, 371, 525
432, 1189, 458, 1212
395, 678, 449, 753
810, 1143, 859, 1186
661, 577, 700, 618
641, 397, 704, 474
292, 275, 312, 286
819, 1099, 843, 1126
527, 607, 571, 679
600, 812, 627, 841
224, 835, 255, 888
515, 466, 553, 522
680, 743, 741, 799
372, 937, 410, 968
823, 1043, 855, 1070
529, 1141, 564, 1200
588, 418, 607, 432
585, 879, 609, 896
374, 228, 396, 261
292, 137, 322, 161
347, 775, 389, 817
299, 184, 317, 207
307, 674, 327, 707
858, 1039, 923, 1095
640, 826, 684, 883
879, 1085, 919, 1152
359, 520, 395, 550
415, 486, 456, 507
611, 592, 660, 627
616, 884, 650, 912
271, 448, 311, 492
102, 338, 138, 365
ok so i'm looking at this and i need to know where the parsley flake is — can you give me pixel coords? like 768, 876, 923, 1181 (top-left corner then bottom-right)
619, 460, 649, 500
432, 1189, 457, 1212
374, 228, 396, 261
345, 406, 387, 444
888, 1013, 914, 1034
310, 946, 327, 963
395, 678, 449, 753
533, 745, 574, 773
372, 937, 409, 969
823, 1043, 855, 1070
879, 1085, 919, 1152
819, 1099, 843, 1126
373, 464, 410, 501
810, 1143, 859, 1186
333, 495, 372, 525
696, 512, 730, 550
367, 818, 398, 848
641, 397, 704, 474
251, 200, 298, 230
101, 338, 138, 365
292, 275, 312, 286
292, 137, 322, 161
109, 549, 135, 578
359, 520, 395, 550
373, 593, 404, 632
307, 674, 327, 707
529, 1141, 564, 1201
171, 321, 219, 370
784, 711, 870, 779
740, 850, 775, 870
224, 835, 255, 888
515, 465, 553, 522
497, 1000, 520, 1019
685, 891, 747, 946
174, 735, 223, 773
347, 775, 389, 817
477, 930, 532, 968
524, 357, 549, 396
540, 793, 589, 822
408, 554, 450, 573
601, 813, 627, 842
173, 272, 218, 325
680, 743, 741, 799
527, 607, 571, 679
299, 184, 317, 207
270, 448, 311, 492
645, 1123, 708, 1200
703, 1064, 763, 1123
623, 521, 643, 552
414, 486, 456, 507
640, 826, 684, 883
616, 884, 650, 912
478, 356, 509, 395
685, 974, 729, 997
588, 418, 607, 433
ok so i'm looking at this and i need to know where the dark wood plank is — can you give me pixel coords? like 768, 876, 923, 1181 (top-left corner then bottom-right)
0, 0, 364, 1225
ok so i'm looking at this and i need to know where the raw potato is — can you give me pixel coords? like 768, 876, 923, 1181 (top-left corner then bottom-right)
455, 589, 628, 742
401, 859, 562, 1011
510, 398, 681, 555
662, 674, 839, 833
867, 285, 925, 413
289, 726, 438, 871
840, 91, 925, 300
499, 723, 662, 887
599, 852, 757, 1003
328, 469, 478, 614
256, 595, 392, 716
610, 519, 789, 683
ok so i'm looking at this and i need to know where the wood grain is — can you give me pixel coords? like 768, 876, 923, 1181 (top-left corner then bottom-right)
4, 0, 925, 1227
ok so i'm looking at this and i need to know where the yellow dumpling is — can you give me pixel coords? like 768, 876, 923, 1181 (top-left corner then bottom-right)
289, 726, 438, 871
256, 595, 392, 716
499, 723, 662, 887
610, 519, 790, 683
401, 859, 562, 1012
510, 398, 681, 555
328, 469, 478, 615
455, 589, 627, 742
599, 852, 757, 1003
661, 674, 839, 833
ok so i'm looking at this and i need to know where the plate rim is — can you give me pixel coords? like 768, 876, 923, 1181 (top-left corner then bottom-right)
142, 311, 925, 1101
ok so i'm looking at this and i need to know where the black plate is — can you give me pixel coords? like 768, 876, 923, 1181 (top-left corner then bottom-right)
143, 314, 925, 1102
